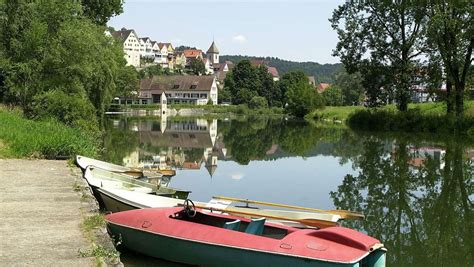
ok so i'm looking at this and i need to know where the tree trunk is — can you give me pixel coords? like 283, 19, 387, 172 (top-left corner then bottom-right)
455, 82, 464, 116
446, 79, 453, 113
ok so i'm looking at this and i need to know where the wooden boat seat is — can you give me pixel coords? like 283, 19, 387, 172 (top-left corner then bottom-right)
223, 220, 241, 231
245, 217, 266, 236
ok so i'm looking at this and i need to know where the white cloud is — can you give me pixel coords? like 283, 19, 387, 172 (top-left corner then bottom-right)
230, 173, 244, 180
232, 34, 247, 44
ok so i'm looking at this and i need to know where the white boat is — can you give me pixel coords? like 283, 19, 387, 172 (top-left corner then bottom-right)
95, 186, 341, 228
76, 155, 163, 178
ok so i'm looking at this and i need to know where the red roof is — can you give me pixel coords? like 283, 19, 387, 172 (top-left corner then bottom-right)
183, 49, 203, 58
317, 83, 331, 93
267, 67, 279, 78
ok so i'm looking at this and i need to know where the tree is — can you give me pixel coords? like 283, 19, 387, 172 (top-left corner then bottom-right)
0, 0, 130, 128
283, 71, 324, 117
322, 85, 343, 106
81, 0, 123, 25
426, 1, 473, 116
248, 96, 268, 109
330, 1, 427, 111
333, 70, 364, 105
188, 58, 205, 75
224, 60, 260, 105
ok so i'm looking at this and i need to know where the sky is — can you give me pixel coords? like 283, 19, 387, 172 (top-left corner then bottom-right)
108, 0, 345, 64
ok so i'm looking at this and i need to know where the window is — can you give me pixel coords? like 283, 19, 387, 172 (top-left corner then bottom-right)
190, 85, 197, 89
172, 84, 180, 89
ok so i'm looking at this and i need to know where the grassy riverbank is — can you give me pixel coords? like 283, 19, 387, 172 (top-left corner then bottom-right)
308, 101, 474, 134
0, 107, 98, 158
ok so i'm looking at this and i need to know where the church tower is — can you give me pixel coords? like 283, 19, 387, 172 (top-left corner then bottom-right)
207, 41, 220, 65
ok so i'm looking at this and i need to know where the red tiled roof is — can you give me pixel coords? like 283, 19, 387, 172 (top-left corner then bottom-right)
317, 83, 331, 93
267, 67, 279, 78
183, 49, 203, 58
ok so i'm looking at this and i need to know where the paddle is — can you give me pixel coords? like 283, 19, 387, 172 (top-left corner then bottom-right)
212, 196, 364, 220
194, 203, 338, 229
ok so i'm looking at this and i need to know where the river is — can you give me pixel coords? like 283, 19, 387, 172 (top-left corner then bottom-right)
102, 115, 473, 267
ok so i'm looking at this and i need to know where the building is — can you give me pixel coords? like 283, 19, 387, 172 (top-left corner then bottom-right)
139, 37, 154, 60
139, 75, 218, 105
173, 52, 187, 70
308, 76, 316, 87
112, 28, 141, 67
183, 49, 203, 65
207, 41, 220, 65
154, 43, 174, 68
214, 61, 234, 87
317, 83, 331, 93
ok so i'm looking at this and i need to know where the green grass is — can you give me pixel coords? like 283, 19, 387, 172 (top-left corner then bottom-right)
308, 101, 474, 122
0, 107, 99, 159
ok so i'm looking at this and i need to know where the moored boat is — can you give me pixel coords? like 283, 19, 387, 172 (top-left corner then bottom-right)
76, 155, 173, 177
83, 166, 190, 209
106, 204, 386, 267
95, 187, 341, 228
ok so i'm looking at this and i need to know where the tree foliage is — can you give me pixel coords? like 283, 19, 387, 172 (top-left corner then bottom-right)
0, 0, 131, 129
282, 71, 324, 117
330, 1, 428, 111
188, 58, 206, 75
322, 85, 343, 106
81, 0, 123, 26
221, 55, 342, 84
426, 1, 473, 116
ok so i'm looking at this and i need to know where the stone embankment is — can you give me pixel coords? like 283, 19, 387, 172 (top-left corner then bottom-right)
0, 159, 119, 266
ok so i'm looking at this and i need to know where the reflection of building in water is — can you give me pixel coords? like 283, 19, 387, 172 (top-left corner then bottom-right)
392, 144, 446, 169
123, 118, 226, 177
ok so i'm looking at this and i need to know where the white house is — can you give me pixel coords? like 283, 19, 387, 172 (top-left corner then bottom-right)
112, 28, 141, 67
139, 37, 154, 60
139, 75, 218, 105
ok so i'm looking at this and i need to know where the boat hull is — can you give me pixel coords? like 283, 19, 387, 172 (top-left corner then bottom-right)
108, 222, 385, 267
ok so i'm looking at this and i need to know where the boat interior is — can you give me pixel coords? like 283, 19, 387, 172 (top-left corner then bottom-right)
172, 210, 293, 240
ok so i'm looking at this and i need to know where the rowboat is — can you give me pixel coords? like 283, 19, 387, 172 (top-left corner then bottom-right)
83, 166, 190, 208
106, 205, 386, 266
95, 187, 341, 228
76, 155, 173, 177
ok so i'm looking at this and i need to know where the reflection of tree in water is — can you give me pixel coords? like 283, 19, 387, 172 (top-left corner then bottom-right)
222, 117, 349, 164
331, 135, 473, 266
102, 118, 139, 165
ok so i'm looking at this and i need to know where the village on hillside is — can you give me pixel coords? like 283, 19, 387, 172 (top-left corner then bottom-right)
110, 27, 333, 106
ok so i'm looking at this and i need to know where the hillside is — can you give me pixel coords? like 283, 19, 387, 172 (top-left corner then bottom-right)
220, 55, 343, 83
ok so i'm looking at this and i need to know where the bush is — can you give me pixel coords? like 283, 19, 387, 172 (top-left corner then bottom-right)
31, 91, 99, 131
249, 96, 268, 109
347, 108, 474, 133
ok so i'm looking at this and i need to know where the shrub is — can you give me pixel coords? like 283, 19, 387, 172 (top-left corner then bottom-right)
31, 91, 99, 131
249, 96, 268, 109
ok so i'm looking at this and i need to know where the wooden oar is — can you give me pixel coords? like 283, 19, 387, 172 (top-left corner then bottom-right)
194, 204, 338, 229
212, 196, 364, 220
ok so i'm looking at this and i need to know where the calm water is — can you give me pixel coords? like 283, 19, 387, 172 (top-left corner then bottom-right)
103, 115, 474, 267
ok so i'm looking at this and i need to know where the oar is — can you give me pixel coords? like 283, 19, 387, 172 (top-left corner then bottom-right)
194, 204, 338, 229
213, 196, 364, 220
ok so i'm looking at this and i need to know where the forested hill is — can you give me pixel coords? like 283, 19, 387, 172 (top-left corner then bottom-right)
220, 55, 343, 83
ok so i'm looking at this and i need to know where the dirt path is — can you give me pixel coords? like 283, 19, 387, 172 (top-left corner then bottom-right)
0, 159, 95, 266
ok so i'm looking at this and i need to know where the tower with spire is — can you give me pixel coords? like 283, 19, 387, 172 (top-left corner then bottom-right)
207, 41, 220, 65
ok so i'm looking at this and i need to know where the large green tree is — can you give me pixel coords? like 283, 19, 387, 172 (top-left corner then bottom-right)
282, 71, 324, 117
426, 1, 473, 116
0, 0, 131, 127
81, 0, 123, 26
330, 1, 427, 111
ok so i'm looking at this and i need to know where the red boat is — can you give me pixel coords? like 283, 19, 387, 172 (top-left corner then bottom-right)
106, 201, 386, 266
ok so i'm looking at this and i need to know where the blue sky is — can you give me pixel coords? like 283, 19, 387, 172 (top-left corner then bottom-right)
108, 0, 345, 64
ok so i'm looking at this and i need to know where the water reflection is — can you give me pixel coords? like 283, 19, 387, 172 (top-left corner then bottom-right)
103, 116, 473, 266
